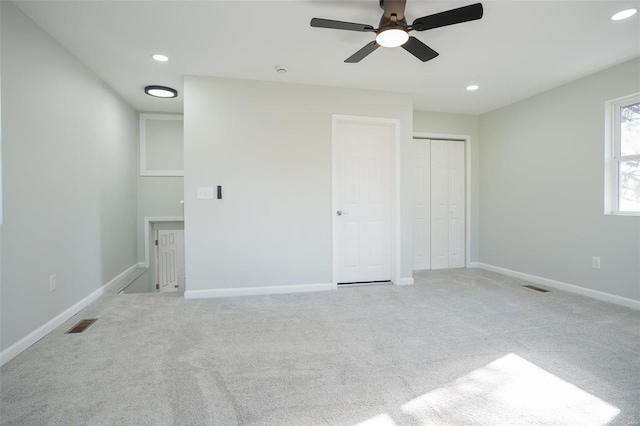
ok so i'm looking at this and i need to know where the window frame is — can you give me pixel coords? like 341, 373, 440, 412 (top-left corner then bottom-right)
605, 93, 640, 216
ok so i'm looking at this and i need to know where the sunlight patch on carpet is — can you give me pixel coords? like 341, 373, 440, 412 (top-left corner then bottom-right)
401, 353, 620, 426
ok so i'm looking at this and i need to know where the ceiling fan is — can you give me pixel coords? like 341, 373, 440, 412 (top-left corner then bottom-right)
310, 0, 483, 63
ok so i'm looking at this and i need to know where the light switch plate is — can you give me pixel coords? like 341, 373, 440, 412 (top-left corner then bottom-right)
196, 187, 214, 199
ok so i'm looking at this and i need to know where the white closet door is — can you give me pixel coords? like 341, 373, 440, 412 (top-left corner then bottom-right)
413, 139, 431, 270
430, 141, 449, 269
430, 140, 465, 269
448, 142, 465, 268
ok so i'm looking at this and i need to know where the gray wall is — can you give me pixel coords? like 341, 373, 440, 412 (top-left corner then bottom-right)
0, 2, 138, 351
184, 76, 413, 291
144, 118, 184, 171
479, 58, 640, 301
413, 111, 481, 262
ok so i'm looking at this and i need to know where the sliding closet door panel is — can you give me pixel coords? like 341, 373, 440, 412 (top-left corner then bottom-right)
430, 139, 465, 270
430, 140, 449, 270
413, 139, 431, 270
448, 142, 465, 268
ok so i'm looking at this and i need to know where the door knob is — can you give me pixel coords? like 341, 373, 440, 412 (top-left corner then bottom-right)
336, 210, 349, 216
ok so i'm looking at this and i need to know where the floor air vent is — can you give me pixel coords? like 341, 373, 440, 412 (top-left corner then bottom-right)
523, 285, 550, 293
66, 319, 98, 334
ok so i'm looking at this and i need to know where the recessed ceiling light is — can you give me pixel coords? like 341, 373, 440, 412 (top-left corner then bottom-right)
152, 54, 169, 62
466, 85, 479, 91
611, 8, 637, 21
144, 85, 178, 98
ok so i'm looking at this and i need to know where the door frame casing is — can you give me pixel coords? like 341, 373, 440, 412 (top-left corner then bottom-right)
413, 133, 472, 268
331, 115, 401, 290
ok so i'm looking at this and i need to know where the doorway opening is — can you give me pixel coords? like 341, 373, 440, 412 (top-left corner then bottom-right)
118, 217, 185, 294
154, 228, 185, 292
149, 219, 185, 293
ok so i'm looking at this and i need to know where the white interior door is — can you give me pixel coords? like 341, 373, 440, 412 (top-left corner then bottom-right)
430, 140, 465, 269
413, 139, 431, 270
158, 230, 179, 292
335, 121, 392, 284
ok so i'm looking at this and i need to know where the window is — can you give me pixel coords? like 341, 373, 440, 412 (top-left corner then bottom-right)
605, 93, 640, 215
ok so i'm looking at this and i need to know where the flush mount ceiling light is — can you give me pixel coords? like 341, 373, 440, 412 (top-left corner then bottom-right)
152, 54, 169, 62
466, 84, 479, 91
611, 8, 637, 20
144, 85, 178, 98
376, 27, 409, 48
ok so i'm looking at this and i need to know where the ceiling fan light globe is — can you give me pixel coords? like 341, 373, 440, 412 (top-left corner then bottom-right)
376, 28, 409, 48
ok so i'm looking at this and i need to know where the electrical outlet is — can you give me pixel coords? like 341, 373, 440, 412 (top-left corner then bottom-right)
49, 274, 57, 291
592, 257, 601, 270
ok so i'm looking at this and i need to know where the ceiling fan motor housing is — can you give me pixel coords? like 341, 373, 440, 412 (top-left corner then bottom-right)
378, 15, 408, 32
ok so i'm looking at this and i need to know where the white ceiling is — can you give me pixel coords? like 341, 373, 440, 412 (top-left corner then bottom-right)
14, 0, 640, 115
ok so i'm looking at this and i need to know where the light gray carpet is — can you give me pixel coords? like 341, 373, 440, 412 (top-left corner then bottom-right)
1, 269, 639, 425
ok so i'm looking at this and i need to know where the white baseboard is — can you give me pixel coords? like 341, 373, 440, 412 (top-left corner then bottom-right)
396, 277, 414, 286
184, 282, 333, 299
467, 262, 480, 269
477, 262, 640, 310
137, 262, 146, 269
0, 263, 139, 367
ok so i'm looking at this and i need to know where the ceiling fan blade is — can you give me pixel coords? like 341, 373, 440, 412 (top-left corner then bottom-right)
383, 0, 407, 20
402, 37, 439, 62
311, 18, 374, 32
412, 3, 483, 31
345, 41, 380, 63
